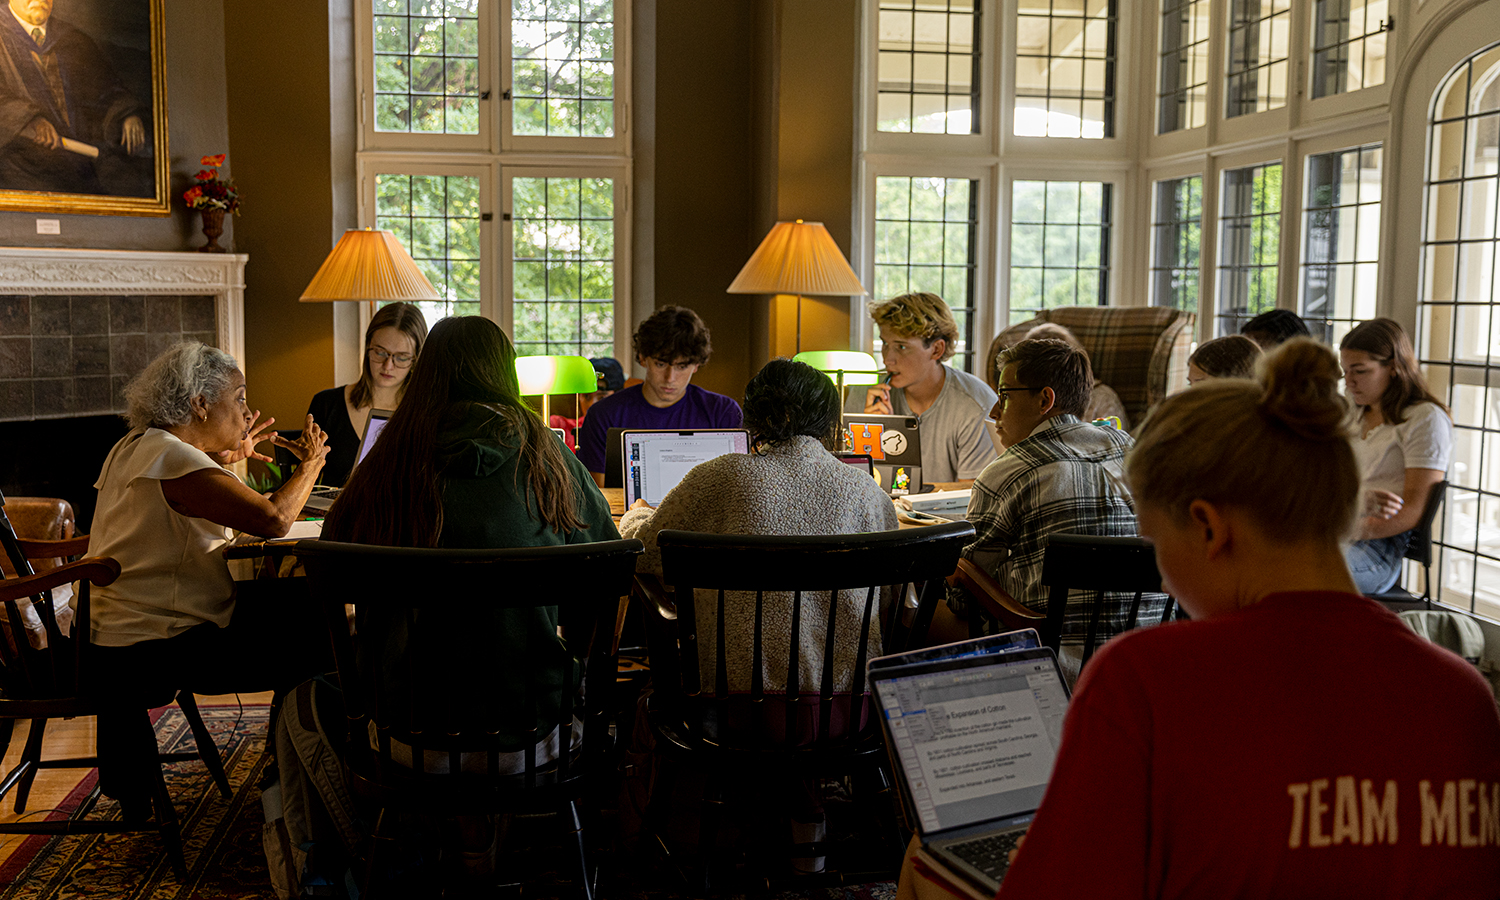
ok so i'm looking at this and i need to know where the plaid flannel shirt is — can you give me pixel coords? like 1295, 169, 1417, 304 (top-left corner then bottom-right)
949, 415, 1163, 653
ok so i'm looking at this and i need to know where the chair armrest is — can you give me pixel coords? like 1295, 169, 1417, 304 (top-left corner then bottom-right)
0, 556, 120, 601
632, 572, 675, 622
16, 535, 91, 559
947, 558, 1044, 628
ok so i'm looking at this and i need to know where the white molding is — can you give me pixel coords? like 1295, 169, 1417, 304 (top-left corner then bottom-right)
0, 247, 248, 365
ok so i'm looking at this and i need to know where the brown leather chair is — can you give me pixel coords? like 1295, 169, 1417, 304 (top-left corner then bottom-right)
0, 497, 75, 576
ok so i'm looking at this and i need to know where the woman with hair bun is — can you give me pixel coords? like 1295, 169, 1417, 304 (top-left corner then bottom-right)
620, 357, 898, 698
1339, 318, 1452, 593
993, 339, 1500, 898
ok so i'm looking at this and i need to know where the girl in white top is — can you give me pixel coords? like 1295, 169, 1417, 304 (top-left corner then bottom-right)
1338, 318, 1453, 593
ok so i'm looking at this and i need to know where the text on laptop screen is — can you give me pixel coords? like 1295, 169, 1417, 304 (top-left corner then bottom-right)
625, 431, 749, 506
877, 656, 1069, 834
355, 413, 391, 466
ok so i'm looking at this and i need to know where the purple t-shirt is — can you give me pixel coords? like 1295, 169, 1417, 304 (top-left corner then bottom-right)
578, 383, 743, 474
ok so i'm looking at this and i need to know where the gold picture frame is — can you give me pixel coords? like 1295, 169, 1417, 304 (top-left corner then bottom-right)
0, 0, 169, 216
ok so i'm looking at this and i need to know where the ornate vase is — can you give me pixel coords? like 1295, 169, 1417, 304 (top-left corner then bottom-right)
198, 208, 226, 253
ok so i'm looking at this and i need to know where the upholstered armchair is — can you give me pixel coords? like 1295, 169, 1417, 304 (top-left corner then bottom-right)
988, 306, 1196, 427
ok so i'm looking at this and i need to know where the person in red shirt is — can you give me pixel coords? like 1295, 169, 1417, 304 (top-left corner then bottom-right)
996, 339, 1500, 899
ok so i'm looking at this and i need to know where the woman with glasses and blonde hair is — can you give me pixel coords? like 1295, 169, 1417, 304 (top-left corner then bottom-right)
988, 339, 1500, 898
305, 301, 429, 486
1339, 318, 1452, 593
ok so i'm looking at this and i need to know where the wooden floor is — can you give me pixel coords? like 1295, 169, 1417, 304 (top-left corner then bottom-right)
0, 691, 274, 869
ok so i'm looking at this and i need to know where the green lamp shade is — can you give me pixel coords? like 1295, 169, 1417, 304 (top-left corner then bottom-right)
516, 355, 598, 395
793, 350, 882, 386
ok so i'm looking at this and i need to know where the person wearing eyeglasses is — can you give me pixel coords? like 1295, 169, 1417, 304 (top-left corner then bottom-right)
304, 302, 429, 486
932, 338, 1158, 682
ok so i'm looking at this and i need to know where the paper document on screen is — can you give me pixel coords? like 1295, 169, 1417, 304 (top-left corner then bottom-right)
913, 690, 1052, 807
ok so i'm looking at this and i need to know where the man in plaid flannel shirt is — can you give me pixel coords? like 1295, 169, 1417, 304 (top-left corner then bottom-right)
933, 337, 1163, 682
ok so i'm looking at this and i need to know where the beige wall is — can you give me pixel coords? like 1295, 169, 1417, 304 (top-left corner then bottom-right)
651, 0, 859, 401
223, 1, 341, 429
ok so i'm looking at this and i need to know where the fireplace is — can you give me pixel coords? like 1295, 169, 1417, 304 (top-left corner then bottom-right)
0, 248, 246, 532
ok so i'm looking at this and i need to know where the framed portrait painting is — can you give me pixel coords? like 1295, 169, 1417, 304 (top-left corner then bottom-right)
0, 0, 168, 216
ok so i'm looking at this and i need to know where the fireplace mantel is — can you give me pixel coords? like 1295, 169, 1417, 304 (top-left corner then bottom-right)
0, 247, 246, 364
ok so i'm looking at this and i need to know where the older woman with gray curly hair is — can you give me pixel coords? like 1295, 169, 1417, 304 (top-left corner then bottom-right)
86, 341, 329, 817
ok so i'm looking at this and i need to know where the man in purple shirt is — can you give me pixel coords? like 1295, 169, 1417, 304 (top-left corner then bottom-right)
579, 305, 743, 484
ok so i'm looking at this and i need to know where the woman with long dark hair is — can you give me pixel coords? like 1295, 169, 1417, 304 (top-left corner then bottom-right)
1339, 318, 1452, 593
286, 317, 617, 886
324, 314, 604, 547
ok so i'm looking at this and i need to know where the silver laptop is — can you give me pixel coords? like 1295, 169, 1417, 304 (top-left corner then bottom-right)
304, 408, 394, 512
870, 647, 1071, 894
620, 429, 750, 507
842, 413, 922, 495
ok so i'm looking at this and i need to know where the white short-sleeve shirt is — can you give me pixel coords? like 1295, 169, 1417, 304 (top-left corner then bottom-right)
82, 428, 237, 646
1351, 401, 1453, 497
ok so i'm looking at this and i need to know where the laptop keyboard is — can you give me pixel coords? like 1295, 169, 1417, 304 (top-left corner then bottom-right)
946, 830, 1023, 881
308, 487, 340, 501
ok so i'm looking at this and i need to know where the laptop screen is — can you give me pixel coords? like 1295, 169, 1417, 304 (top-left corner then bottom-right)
622, 429, 750, 507
354, 409, 393, 467
875, 652, 1070, 835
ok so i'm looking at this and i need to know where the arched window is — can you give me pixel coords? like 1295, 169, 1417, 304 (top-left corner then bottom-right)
1418, 41, 1500, 620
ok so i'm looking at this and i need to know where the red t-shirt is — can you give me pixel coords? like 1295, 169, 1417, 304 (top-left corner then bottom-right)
998, 592, 1500, 899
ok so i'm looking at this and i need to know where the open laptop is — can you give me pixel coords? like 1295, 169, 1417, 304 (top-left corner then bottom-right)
842, 413, 922, 495
620, 429, 750, 507
870, 646, 1071, 894
303, 408, 394, 512
867, 628, 1041, 675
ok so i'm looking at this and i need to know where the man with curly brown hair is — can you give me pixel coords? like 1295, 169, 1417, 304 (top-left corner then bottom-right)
579, 305, 742, 484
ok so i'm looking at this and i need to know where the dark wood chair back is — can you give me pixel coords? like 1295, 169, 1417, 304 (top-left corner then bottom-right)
1370, 479, 1449, 608
1405, 480, 1448, 570
652, 521, 975, 752
295, 539, 642, 795
1039, 534, 1175, 672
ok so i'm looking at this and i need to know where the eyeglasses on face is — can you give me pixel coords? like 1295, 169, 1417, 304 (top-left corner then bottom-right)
368, 347, 415, 368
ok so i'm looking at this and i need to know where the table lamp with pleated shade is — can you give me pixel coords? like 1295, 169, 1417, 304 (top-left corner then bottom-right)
727, 220, 868, 353
299, 228, 441, 303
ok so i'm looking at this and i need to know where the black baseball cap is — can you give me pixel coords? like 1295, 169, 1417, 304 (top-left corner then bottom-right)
590, 357, 625, 391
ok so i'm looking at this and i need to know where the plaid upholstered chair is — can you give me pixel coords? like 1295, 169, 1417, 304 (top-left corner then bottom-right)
988, 307, 1196, 427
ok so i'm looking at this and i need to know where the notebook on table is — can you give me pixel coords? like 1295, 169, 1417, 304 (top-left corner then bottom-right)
842, 413, 922, 495
619, 429, 750, 508
869, 646, 1070, 895
303, 408, 393, 512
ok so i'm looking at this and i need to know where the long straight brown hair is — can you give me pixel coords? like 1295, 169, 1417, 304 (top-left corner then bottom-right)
1339, 318, 1450, 426
324, 316, 584, 546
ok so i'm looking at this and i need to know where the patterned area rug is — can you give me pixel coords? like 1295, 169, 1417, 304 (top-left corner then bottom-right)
0, 703, 276, 900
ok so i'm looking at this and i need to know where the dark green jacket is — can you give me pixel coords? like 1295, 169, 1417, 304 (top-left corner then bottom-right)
358, 404, 619, 750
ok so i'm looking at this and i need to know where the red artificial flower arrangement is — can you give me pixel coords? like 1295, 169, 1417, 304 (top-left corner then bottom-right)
182, 154, 240, 214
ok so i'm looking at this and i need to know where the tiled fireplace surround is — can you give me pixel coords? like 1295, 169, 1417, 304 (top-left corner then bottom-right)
0, 248, 246, 529
0, 249, 246, 421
